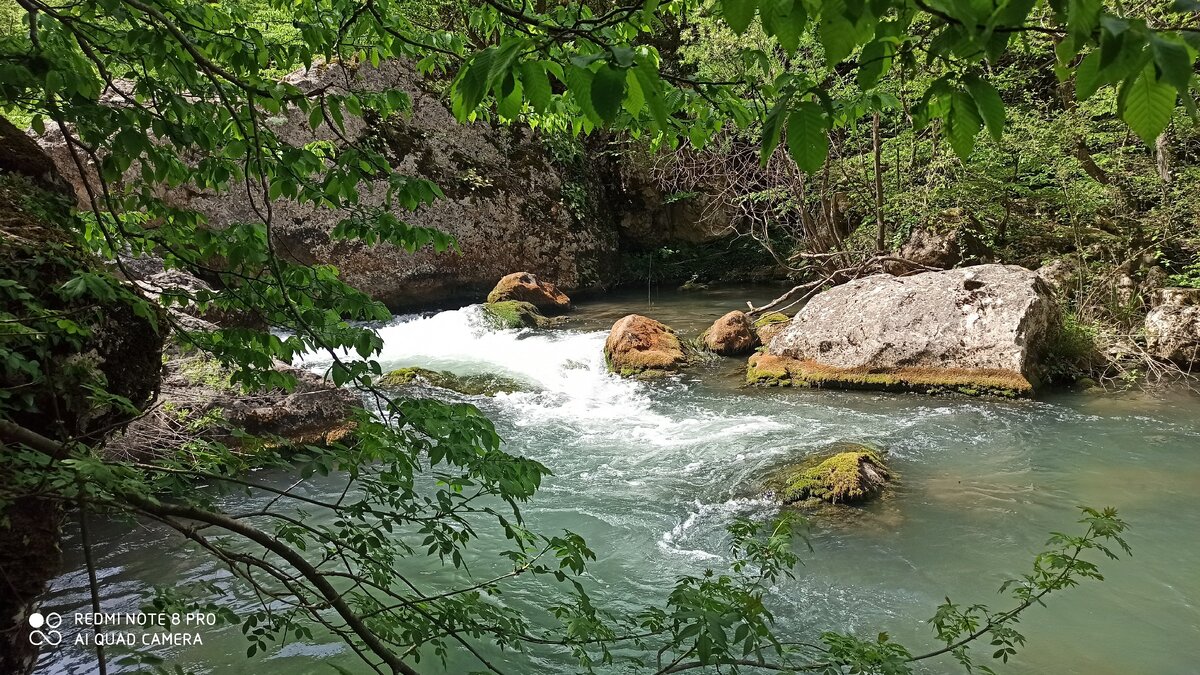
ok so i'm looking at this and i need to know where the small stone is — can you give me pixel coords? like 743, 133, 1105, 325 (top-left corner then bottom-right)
765, 444, 890, 505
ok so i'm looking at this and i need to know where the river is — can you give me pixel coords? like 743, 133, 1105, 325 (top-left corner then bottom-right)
37, 286, 1200, 674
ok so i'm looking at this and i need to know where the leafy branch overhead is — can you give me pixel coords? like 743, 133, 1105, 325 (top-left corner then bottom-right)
447, 0, 1199, 169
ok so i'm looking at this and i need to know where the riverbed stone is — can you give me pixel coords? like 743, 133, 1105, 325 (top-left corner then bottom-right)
766, 443, 890, 505
1145, 288, 1200, 366
486, 272, 571, 314
885, 208, 991, 274
757, 264, 1059, 396
702, 310, 758, 355
604, 314, 688, 377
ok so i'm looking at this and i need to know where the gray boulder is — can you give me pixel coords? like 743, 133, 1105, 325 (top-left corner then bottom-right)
1145, 288, 1200, 366
754, 264, 1059, 396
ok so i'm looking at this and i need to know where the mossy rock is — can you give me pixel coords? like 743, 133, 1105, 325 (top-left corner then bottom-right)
765, 443, 890, 505
744, 353, 1029, 398
481, 300, 549, 329
378, 367, 529, 396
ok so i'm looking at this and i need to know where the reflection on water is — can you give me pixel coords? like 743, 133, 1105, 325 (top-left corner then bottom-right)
38, 286, 1200, 675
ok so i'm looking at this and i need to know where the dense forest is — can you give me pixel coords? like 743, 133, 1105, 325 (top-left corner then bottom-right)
0, 0, 1197, 674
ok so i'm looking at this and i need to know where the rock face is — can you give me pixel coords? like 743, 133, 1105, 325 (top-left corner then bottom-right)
37, 61, 619, 310
754, 265, 1059, 395
1145, 288, 1200, 366
604, 315, 688, 377
766, 443, 890, 505
486, 272, 571, 313
886, 208, 991, 274
702, 310, 759, 355
107, 353, 357, 461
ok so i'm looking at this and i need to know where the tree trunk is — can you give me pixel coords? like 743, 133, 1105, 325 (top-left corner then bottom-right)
1155, 130, 1172, 184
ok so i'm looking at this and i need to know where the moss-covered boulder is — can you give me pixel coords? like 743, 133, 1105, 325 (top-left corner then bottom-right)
701, 310, 758, 356
751, 312, 790, 346
766, 444, 890, 505
486, 272, 571, 314
604, 314, 688, 377
482, 300, 548, 329
378, 367, 528, 396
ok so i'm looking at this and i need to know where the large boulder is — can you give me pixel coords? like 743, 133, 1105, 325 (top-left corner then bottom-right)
36, 61, 620, 310
702, 310, 758, 355
753, 265, 1059, 396
604, 314, 688, 377
1145, 288, 1200, 366
486, 272, 571, 313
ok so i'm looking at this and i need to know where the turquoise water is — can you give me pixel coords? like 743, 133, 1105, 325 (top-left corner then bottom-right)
38, 287, 1200, 674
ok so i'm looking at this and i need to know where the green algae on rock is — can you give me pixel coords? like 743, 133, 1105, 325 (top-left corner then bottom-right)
378, 367, 529, 396
766, 444, 891, 505
745, 353, 1031, 397
482, 300, 549, 329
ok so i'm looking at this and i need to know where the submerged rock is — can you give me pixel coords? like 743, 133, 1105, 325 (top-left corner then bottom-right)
378, 367, 528, 396
481, 300, 548, 329
486, 272, 571, 314
766, 444, 890, 505
751, 312, 791, 346
756, 265, 1058, 396
1145, 288, 1200, 366
604, 314, 688, 377
702, 310, 758, 356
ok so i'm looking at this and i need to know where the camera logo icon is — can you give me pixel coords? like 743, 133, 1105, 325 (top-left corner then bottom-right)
28, 612, 63, 646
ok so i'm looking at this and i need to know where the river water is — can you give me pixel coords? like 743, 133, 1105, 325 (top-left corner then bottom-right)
38, 286, 1200, 674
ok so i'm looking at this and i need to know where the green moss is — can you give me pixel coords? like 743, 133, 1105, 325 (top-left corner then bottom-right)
745, 354, 1033, 397
751, 312, 789, 328
178, 354, 234, 390
766, 445, 890, 505
481, 301, 548, 329
378, 367, 528, 396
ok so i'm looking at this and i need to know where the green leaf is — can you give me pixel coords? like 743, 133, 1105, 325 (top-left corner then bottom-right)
590, 64, 627, 124
786, 101, 828, 173
520, 61, 552, 112
857, 39, 894, 90
721, 0, 758, 35
633, 65, 669, 132
760, 92, 791, 164
820, 16, 857, 66
1150, 35, 1194, 93
624, 68, 645, 116
760, 0, 805, 53
964, 74, 1005, 141
1119, 64, 1176, 145
946, 89, 983, 160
